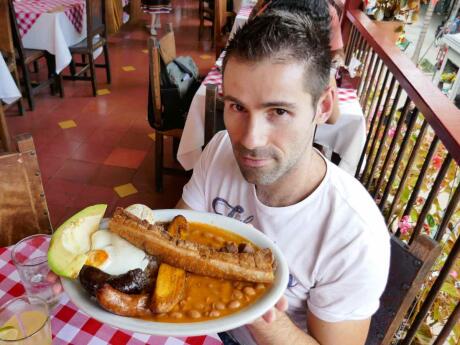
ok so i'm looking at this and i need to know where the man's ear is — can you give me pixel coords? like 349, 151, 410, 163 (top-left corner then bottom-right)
314, 87, 335, 125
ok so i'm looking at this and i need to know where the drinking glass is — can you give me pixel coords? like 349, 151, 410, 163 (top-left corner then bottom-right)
0, 296, 52, 344
11, 235, 61, 310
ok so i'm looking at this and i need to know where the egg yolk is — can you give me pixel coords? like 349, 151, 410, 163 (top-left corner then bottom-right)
85, 249, 109, 268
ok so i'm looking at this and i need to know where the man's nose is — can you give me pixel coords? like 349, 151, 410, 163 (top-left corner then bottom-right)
240, 114, 268, 150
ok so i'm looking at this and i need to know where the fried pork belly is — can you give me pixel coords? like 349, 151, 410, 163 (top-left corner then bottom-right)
108, 208, 275, 283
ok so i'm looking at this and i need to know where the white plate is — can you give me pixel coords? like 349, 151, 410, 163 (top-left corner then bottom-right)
62, 209, 289, 336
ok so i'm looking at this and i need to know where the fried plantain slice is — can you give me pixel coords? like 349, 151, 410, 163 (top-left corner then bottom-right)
166, 215, 189, 239
150, 263, 186, 313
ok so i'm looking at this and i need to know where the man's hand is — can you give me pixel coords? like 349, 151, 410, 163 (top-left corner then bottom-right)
248, 296, 321, 345
47, 271, 63, 295
255, 296, 288, 324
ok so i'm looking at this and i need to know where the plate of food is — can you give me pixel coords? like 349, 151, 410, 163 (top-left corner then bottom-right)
49, 204, 289, 336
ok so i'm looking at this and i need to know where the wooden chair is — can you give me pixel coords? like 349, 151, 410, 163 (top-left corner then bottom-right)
7, 0, 63, 111
365, 235, 441, 345
0, 133, 52, 247
148, 25, 188, 192
198, 0, 215, 42
204, 83, 225, 147
65, 0, 111, 96
213, 0, 229, 58
0, 0, 24, 115
199, 0, 233, 55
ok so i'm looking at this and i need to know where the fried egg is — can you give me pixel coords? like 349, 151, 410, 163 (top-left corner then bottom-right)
85, 229, 149, 275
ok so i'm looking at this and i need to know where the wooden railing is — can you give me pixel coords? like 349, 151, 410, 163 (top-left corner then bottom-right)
342, 8, 460, 345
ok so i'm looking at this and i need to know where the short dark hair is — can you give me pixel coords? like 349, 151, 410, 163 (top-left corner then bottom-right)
223, 9, 331, 105
266, 0, 330, 22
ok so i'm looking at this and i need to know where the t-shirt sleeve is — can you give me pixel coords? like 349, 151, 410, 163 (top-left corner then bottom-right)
329, 5, 344, 51
307, 225, 390, 322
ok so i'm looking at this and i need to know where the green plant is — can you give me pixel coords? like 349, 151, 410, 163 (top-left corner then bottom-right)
366, 0, 422, 22
419, 58, 435, 74
441, 72, 456, 83
362, 99, 460, 344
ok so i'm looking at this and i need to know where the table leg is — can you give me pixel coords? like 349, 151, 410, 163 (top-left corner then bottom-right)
155, 13, 162, 28
45, 53, 63, 97
150, 13, 157, 35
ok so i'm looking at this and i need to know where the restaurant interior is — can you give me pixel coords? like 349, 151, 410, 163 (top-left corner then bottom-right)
0, 0, 459, 344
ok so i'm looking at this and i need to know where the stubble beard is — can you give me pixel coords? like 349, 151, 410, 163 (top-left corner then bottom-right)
233, 143, 302, 186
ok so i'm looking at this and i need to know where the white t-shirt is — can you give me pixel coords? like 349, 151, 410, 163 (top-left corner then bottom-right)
182, 131, 390, 344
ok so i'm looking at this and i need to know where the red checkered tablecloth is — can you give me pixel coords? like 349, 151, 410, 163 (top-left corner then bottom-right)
202, 62, 358, 104
0, 244, 223, 345
203, 66, 223, 94
237, 4, 253, 17
14, 0, 85, 37
337, 88, 358, 103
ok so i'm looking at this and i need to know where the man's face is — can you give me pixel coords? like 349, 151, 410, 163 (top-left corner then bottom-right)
223, 57, 327, 186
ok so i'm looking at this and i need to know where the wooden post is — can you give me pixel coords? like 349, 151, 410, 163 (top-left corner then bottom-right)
128, 0, 143, 24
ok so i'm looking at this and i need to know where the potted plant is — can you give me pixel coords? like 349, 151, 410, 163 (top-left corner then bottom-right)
364, 0, 421, 22
440, 72, 456, 94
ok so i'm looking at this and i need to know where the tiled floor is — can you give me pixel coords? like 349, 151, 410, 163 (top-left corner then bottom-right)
5, 0, 215, 228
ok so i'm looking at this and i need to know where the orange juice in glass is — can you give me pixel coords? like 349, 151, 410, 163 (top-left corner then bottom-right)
0, 296, 51, 344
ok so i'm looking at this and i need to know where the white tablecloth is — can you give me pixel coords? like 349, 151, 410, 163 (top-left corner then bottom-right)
14, 1, 87, 74
315, 93, 366, 174
0, 55, 21, 104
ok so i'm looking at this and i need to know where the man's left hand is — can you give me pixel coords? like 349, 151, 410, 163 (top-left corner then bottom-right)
252, 295, 288, 324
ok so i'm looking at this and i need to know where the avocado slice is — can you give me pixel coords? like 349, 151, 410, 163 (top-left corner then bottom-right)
48, 204, 107, 279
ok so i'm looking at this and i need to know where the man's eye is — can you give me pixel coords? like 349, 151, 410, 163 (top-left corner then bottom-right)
274, 108, 287, 116
231, 104, 245, 112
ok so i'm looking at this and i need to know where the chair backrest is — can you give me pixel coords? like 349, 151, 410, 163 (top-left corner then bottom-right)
365, 235, 441, 345
159, 23, 176, 65
7, 0, 26, 61
148, 36, 163, 130
86, 0, 106, 47
204, 84, 225, 146
0, 0, 15, 62
148, 24, 178, 130
0, 133, 52, 247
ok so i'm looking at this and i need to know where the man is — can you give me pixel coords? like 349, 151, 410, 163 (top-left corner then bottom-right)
177, 10, 390, 345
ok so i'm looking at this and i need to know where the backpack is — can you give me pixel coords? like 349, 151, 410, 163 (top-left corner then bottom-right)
165, 57, 200, 98
148, 56, 201, 131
